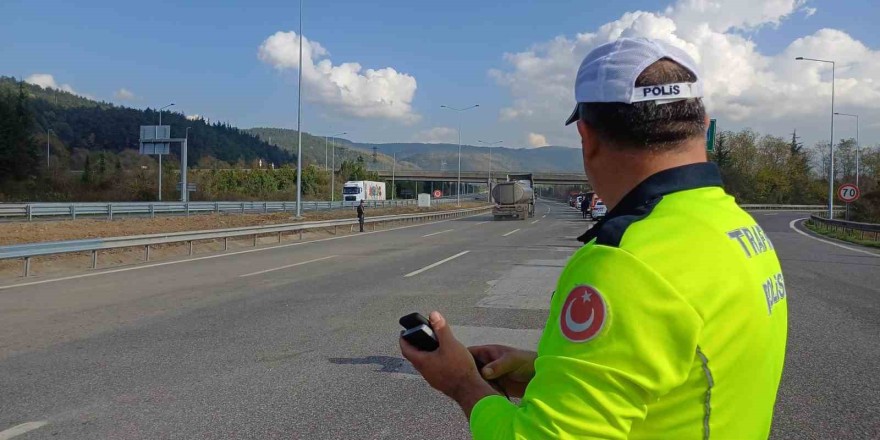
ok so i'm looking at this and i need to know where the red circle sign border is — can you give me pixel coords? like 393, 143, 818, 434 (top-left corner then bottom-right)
837, 184, 860, 203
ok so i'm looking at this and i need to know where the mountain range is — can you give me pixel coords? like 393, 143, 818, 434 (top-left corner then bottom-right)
3, 76, 582, 173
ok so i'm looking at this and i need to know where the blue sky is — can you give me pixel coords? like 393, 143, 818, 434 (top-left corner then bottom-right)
2, 0, 879, 149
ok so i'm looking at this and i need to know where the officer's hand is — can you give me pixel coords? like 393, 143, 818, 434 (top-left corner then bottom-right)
400, 311, 495, 407
468, 345, 537, 398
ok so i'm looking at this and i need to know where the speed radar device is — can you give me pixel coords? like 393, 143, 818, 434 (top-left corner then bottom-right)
399, 313, 438, 351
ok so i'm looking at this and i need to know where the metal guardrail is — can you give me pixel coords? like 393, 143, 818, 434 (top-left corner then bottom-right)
740, 204, 843, 211
807, 215, 880, 242
0, 198, 459, 221
0, 206, 492, 277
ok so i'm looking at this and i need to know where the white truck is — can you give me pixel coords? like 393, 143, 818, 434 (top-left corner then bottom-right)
342, 181, 386, 203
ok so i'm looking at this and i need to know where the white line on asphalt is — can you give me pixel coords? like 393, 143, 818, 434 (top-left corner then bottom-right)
542, 215, 547, 219
531, 220, 540, 225
0, 421, 48, 440
474, 221, 490, 226
422, 229, 455, 238
503, 229, 521, 237
0, 212, 487, 292
404, 251, 470, 278
239, 255, 337, 278
789, 218, 879, 258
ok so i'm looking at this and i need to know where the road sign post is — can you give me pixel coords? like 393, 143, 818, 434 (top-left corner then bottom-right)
837, 183, 860, 221
706, 119, 717, 152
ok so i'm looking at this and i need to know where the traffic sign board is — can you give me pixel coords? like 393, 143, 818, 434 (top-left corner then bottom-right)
837, 184, 860, 203
706, 119, 717, 152
433, 190, 442, 198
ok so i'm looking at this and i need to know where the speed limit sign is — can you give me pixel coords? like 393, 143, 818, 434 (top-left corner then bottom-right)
837, 184, 860, 203
433, 190, 442, 198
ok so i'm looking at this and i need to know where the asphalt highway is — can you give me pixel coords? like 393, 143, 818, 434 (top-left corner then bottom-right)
0, 203, 877, 439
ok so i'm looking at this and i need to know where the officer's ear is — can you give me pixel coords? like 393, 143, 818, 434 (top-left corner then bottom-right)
577, 119, 600, 164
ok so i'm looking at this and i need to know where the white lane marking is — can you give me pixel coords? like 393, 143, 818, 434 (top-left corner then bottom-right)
788, 218, 879, 258
0, 212, 486, 292
0, 421, 48, 440
422, 229, 455, 238
542, 215, 547, 219
239, 255, 337, 278
503, 229, 521, 237
763, 213, 778, 216
531, 220, 540, 225
473, 221, 490, 226
404, 251, 470, 278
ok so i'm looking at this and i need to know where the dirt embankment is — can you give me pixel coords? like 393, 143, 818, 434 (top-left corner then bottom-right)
0, 202, 488, 246
0, 202, 489, 280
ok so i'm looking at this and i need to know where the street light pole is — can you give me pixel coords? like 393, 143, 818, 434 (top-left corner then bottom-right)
478, 140, 502, 202
392, 152, 396, 201
834, 112, 860, 188
796, 57, 835, 218
295, 0, 304, 217
441, 104, 479, 206
157, 103, 175, 202
46, 128, 53, 170
182, 127, 192, 202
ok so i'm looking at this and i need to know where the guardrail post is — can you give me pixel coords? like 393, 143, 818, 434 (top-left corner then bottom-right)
241, 202, 245, 214
299, 229, 303, 240
108, 203, 114, 221
224, 237, 229, 251
23, 257, 31, 277
144, 245, 150, 262
185, 203, 190, 217
27, 205, 32, 221
253, 234, 258, 247
150, 204, 155, 219
334, 225, 338, 235
264, 202, 268, 213
71, 205, 76, 220
278, 232, 283, 243
92, 251, 98, 269
283, 202, 288, 212
215, 202, 220, 213
189, 241, 194, 256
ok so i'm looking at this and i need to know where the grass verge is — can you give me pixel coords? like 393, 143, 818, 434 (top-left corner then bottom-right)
804, 220, 880, 249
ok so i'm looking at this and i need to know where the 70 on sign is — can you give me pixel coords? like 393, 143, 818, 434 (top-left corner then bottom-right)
837, 183, 860, 203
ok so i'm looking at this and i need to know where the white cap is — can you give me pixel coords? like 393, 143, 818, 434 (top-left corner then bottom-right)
564, 38, 703, 125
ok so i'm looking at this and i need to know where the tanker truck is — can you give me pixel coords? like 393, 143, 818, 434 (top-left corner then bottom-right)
492, 173, 535, 220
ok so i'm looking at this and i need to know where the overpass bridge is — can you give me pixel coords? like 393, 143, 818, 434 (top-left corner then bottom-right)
375, 170, 589, 186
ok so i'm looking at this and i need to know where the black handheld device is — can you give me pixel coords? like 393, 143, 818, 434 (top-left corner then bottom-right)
399, 312, 439, 351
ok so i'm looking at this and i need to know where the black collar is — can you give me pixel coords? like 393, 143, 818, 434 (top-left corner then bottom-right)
577, 162, 723, 244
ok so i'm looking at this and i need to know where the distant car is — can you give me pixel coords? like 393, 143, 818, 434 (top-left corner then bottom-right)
590, 201, 607, 220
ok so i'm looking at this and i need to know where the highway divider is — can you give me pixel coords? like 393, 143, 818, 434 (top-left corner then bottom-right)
0, 198, 461, 221
1, 205, 492, 277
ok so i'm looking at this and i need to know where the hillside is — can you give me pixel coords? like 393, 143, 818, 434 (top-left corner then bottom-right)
0, 76, 293, 166
245, 127, 584, 173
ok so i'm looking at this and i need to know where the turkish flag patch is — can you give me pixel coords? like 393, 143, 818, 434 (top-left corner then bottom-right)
559, 285, 607, 342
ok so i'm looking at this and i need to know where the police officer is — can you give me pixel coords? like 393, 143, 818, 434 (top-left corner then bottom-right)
400, 38, 788, 439
357, 200, 365, 232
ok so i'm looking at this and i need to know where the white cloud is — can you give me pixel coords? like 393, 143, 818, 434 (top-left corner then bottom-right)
803, 6, 817, 17
414, 126, 457, 143
528, 133, 548, 148
491, 0, 880, 148
114, 88, 135, 100
186, 114, 203, 121
25, 73, 77, 94
258, 31, 420, 124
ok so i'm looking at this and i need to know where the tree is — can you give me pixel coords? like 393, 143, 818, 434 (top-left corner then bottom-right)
0, 81, 40, 184
82, 155, 92, 184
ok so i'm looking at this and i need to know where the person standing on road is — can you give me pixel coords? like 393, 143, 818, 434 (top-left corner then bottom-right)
401, 38, 788, 439
357, 200, 365, 233
580, 195, 590, 219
